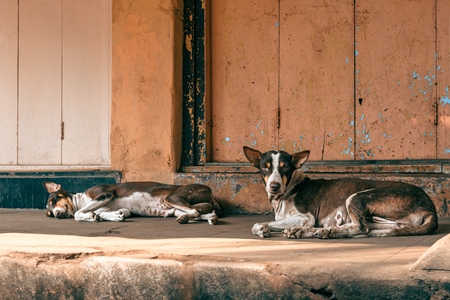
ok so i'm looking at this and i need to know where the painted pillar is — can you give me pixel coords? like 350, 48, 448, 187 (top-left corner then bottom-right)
111, 0, 183, 182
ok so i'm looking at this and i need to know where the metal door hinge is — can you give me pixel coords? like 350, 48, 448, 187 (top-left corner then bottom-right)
61, 122, 65, 140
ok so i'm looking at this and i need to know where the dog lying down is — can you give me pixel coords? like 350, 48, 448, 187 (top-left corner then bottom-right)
43, 181, 224, 225
243, 146, 438, 239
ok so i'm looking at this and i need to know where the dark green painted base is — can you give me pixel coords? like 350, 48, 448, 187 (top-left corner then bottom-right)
0, 171, 121, 209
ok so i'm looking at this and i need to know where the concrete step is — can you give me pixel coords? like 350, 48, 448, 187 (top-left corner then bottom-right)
0, 209, 449, 299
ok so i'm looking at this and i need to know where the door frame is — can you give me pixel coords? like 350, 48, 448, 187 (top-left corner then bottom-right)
182, 0, 208, 166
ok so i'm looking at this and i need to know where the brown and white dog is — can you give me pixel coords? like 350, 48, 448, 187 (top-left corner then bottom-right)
43, 181, 224, 224
243, 146, 438, 238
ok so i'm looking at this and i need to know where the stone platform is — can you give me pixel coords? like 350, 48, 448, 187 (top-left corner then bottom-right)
0, 209, 449, 299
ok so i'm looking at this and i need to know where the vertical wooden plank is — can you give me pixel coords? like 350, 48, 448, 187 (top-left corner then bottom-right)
204, 0, 212, 162
18, 0, 62, 165
193, 0, 207, 165
210, 0, 279, 162
182, 0, 196, 166
0, 0, 18, 164
355, 0, 436, 160
279, 0, 355, 160
62, 0, 110, 165
183, 0, 209, 166
437, 0, 450, 159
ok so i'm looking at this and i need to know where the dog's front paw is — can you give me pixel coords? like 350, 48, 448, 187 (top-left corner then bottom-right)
283, 226, 313, 239
176, 214, 189, 224
89, 212, 102, 222
314, 227, 332, 239
252, 223, 271, 238
75, 211, 101, 222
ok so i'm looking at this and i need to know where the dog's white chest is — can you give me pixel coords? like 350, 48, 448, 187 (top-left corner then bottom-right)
273, 199, 300, 221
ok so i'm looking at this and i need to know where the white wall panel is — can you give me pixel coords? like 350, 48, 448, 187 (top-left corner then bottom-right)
0, 0, 18, 164
62, 0, 110, 165
18, 0, 62, 164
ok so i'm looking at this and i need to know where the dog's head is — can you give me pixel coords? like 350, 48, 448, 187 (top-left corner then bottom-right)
243, 146, 310, 197
42, 182, 75, 219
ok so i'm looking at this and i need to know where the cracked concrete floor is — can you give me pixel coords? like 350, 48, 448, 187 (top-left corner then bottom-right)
0, 209, 449, 299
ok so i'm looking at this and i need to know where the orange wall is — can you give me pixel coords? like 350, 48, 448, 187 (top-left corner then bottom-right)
111, 0, 183, 182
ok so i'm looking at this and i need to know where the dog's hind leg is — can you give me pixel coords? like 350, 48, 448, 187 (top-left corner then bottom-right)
196, 211, 219, 225
174, 203, 219, 225
313, 186, 438, 238
165, 184, 223, 224
191, 203, 219, 225
313, 190, 373, 238
165, 187, 201, 223
366, 211, 438, 237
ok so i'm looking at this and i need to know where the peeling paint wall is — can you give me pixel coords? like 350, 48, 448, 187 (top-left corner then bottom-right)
437, 0, 450, 158
210, 0, 279, 162
209, 0, 450, 162
355, 0, 436, 160
111, 0, 183, 182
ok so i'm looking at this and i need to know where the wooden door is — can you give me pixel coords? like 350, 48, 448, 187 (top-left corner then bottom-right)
355, 0, 436, 160
210, 0, 279, 162
18, 0, 62, 164
0, 0, 110, 166
209, 0, 447, 162
62, 0, 110, 165
279, 0, 354, 161
437, 0, 450, 158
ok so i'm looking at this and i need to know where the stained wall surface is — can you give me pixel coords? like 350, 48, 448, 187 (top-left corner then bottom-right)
210, 0, 450, 162
111, 0, 183, 182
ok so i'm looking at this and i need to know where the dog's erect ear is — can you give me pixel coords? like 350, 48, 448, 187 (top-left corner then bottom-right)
243, 146, 262, 168
291, 150, 310, 169
43, 181, 62, 193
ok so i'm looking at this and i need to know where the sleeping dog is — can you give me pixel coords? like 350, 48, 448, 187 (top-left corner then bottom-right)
243, 146, 438, 238
43, 181, 224, 224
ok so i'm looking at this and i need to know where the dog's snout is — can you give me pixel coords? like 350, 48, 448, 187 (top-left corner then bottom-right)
54, 211, 61, 218
270, 182, 281, 193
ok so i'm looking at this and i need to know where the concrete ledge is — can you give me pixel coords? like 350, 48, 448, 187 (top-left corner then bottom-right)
0, 210, 449, 299
413, 233, 450, 272
2, 254, 444, 300
175, 171, 450, 217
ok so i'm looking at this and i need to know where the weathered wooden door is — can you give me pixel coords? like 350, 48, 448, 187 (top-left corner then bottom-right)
209, 0, 450, 162
355, 0, 436, 160
0, 0, 110, 166
278, 0, 354, 161
210, 0, 279, 161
